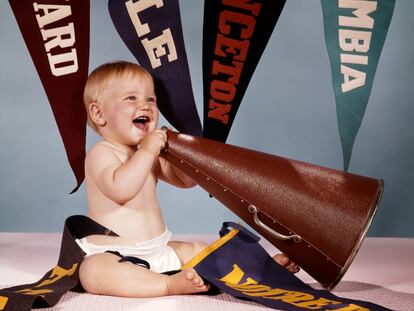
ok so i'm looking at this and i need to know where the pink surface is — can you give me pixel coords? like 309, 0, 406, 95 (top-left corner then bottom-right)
0, 233, 413, 310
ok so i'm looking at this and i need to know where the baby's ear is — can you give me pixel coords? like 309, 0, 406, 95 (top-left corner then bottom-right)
89, 102, 106, 126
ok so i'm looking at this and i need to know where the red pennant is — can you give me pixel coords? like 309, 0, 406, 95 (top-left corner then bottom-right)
9, 0, 90, 192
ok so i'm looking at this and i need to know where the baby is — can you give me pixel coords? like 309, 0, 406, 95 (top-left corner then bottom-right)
78, 61, 299, 298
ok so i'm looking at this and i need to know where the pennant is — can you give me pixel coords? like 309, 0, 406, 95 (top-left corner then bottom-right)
321, 0, 395, 170
0, 218, 392, 311
8, 0, 90, 193
0, 216, 112, 311
108, 0, 202, 136
184, 222, 393, 311
202, 0, 286, 142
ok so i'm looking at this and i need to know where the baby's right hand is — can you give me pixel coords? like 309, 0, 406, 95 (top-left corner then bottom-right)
139, 129, 167, 157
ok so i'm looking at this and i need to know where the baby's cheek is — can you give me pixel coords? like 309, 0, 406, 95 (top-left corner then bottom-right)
152, 110, 160, 124
125, 104, 136, 113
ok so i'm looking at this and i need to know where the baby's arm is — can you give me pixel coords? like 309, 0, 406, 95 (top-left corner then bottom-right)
86, 129, 167, 203
157, 157, 197, 188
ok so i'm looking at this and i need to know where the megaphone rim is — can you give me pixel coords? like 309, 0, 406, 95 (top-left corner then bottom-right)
325, 179, 385, 290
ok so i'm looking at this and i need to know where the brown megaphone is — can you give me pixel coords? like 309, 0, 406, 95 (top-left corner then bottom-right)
160, 129, 383, 290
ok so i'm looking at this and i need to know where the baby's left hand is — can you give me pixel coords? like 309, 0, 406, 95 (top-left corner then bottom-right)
139, 128, 168, 157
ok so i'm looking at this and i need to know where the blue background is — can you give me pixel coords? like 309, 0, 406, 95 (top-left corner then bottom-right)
0, 1, 413, 236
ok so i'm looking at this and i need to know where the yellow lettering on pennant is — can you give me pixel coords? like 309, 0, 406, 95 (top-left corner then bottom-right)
15, 288, 53, 296
334, 304, 369, 311
247, 288, 288, 297
14, 264, 78, 297
248, 288, 324, 307
219, 264, 368, 310
0, 296, 9, 310
220, 264, 244, 284
295, 297, 342, 309
235, 284, 272, 293
35, 264, 78, 288
268, 291, 314, 303
277, 291, 313, 303
220, 264, 257, 285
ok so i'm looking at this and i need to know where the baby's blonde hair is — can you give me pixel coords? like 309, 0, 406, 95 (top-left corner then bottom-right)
83, 61, 153, 132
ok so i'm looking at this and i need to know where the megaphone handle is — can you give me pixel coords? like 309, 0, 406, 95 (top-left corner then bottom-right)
248, 205, 302, 243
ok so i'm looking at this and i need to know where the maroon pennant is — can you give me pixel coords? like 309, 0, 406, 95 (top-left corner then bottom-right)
8, 0, 90, 193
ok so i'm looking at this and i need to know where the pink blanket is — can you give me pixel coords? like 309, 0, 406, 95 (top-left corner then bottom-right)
0, 233, 413, 310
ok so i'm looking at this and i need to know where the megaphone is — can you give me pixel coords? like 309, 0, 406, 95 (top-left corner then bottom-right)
160, 129, 383, 290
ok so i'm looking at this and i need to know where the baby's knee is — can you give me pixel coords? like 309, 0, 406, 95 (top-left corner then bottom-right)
192, 241, 208, 255
79, 253, 111, 294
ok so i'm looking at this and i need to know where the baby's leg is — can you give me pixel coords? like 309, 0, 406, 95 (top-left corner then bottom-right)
168, 240, 208, 265
170, 241, 300, 274
79, 252, 209, 298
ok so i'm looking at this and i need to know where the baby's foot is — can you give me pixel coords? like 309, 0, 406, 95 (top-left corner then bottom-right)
166, 268, 210, 295
273, 254, 300, 274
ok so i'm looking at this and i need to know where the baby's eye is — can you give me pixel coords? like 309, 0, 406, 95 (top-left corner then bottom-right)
147, 96, 156, 104
125, 96, 136, 101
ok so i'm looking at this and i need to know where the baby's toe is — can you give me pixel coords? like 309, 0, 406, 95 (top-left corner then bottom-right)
183, 269, 196, 280
274, 254, 290, 267
193, 277, 202, 285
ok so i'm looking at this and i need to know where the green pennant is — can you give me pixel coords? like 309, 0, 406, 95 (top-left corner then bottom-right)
321, 0, 395, 170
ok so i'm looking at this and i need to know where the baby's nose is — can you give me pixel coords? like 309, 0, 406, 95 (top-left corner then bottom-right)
138, 102, 150, 110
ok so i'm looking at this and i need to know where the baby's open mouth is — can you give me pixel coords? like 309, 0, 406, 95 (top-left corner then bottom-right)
133, 116, 150, 131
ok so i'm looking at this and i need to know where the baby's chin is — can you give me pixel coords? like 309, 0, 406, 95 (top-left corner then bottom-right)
147, 123, 159, 133
132, 121, 148, 132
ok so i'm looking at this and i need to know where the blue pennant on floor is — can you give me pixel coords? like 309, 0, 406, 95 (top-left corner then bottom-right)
184, 222, 393, 311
